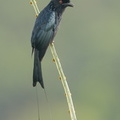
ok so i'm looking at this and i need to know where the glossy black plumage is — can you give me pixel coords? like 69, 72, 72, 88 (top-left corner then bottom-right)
31, 0, 73, 88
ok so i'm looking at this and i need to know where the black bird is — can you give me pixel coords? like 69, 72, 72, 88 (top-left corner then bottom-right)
31, 0, 73, 88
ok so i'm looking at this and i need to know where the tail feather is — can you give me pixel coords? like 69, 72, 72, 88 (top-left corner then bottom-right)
33, 49, 44, 88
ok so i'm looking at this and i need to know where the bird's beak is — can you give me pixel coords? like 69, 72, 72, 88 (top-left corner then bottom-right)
62, 3, 74, 7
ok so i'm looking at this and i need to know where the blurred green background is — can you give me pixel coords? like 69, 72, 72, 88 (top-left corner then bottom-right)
0, 0, 120, 120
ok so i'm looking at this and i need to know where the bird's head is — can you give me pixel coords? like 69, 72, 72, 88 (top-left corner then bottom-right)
52, 0, 74, 7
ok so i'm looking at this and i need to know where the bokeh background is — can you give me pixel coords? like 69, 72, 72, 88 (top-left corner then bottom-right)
0, 0, 120, 120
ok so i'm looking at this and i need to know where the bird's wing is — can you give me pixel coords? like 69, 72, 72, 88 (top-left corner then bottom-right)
31, 9, 56, 61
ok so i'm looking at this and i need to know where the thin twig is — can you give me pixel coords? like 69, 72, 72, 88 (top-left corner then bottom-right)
50, 43, 77, 120
30, 1, 77, 120
30, 0, 39, 16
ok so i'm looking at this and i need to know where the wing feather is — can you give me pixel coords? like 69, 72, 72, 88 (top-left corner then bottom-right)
31, 8, 56, 61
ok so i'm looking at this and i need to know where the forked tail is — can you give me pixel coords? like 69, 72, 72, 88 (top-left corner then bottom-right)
33, 49, 44, 88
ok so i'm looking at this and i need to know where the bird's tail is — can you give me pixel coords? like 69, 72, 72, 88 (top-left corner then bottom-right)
33, 49, 44, 88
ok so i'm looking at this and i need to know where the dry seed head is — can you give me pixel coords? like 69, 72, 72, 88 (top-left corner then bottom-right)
52, 59, 55, 62
30, 1, 32, 5
59, 76, 61, 80
36, 14, 38, 17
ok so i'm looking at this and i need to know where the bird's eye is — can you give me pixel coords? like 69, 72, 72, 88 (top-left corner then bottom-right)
59, 0, 63, 4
